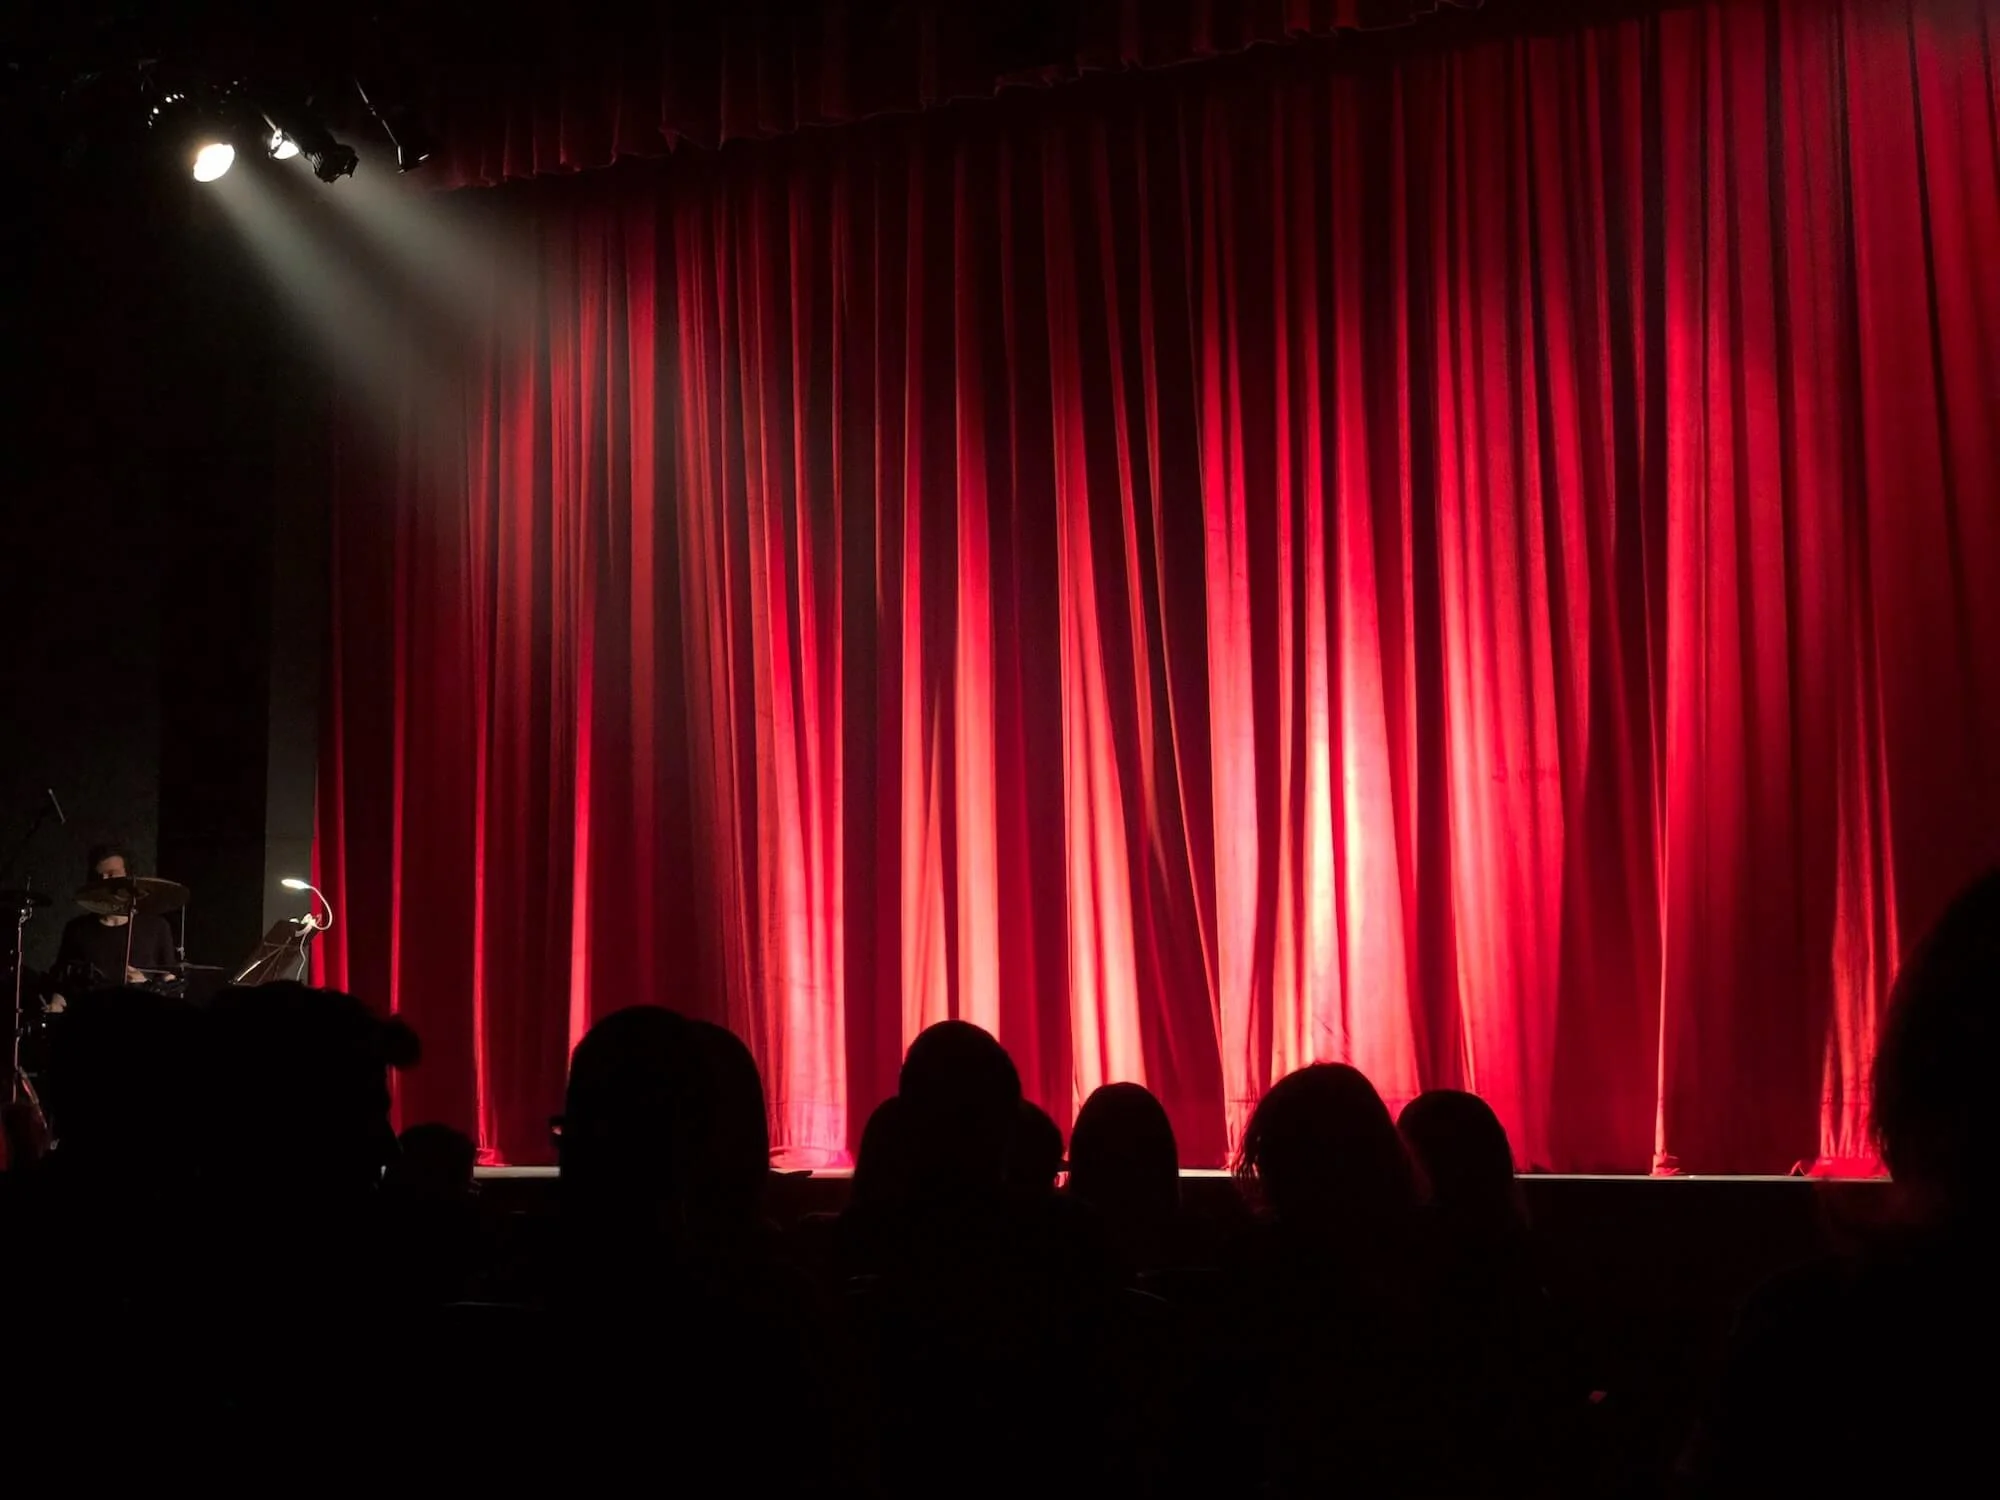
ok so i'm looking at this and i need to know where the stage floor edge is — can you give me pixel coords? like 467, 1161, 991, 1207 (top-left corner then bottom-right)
474, 1166, 1886, 1183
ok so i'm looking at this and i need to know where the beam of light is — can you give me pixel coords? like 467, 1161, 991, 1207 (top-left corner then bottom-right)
205, 163, 463, 456
329, 166, 543, 352
193, 142, 235, 182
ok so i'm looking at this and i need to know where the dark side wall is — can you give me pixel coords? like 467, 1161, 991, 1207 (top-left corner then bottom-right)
1, 144, 324, 976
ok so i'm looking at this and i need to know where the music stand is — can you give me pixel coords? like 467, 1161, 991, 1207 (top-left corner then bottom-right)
232, 920, 317, 987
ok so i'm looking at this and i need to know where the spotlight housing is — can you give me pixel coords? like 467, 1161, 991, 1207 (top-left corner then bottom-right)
260, 106, 359, 183
308, 141, 360, 183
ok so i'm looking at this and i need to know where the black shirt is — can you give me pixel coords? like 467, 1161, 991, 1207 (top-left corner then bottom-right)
54, 912, 176, 989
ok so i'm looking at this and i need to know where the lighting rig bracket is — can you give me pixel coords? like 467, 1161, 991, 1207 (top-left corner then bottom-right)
135, 64, 364, 184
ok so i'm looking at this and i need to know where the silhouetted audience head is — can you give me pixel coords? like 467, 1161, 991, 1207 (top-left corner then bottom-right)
851, 1095, 912, 1212
387, 1122, 478, 1197
897, 1019, 1021, 1189
561, 1005, 693, 1219
1010, 1100, 1065, 1193
1680, 870, 2000, 1498
1235, 1063, 1417, 1233
1872, 868, 2000, 1221
1399, 1089, 1526, 1235
1069, 1081, 1180, 1228
560, 1006, 772, 1242
204, 982, 418, 1201
38, 987, 202, 1167
681, 1019, 773, 1236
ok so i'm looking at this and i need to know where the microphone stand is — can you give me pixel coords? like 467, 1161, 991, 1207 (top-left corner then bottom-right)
0, 795, 54, 893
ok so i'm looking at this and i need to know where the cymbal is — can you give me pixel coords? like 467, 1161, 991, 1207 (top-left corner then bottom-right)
0, 889, 53, 910
75, 876, 190, 918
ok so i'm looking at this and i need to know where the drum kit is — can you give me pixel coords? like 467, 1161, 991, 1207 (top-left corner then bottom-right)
3, 785, 333, 1108
3, 874, 224, 1109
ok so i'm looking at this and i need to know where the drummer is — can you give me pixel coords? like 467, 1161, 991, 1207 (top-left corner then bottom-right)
49, 845, 178, 1006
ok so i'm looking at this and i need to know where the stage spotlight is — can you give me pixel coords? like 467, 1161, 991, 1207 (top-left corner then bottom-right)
150, 88, 242, 183
191, 141, 235, 181
261, 107, 359, 183
307, 141, 360, 183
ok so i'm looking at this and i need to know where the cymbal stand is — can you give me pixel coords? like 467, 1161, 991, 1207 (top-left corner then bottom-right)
3, 795, 57, 1111
120, 889, 139, 982
7, 889, 43, 1112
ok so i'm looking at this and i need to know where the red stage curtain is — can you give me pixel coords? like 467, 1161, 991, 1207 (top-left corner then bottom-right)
317, 0, 2000, 1170
418, 0, 1478, 189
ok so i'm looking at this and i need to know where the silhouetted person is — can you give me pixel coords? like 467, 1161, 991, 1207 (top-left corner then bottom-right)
898, 1018, 1022, 1193
179, 983, 419, 1445
1068, 1082, 1182, 1276
1066, 1082, 1206, 1494
202, 981, 417, 1207
557, 1004, 695, 1255
1401, 1089, 1579, 1491
554, 1006, 794, 1300
1869, 872, 1999, 1225
15, 987, 206, 1311
381, 1122, 480, 1308
34, 986, 204, 1177
3, 988, 212, 1450
10, 986, 204, 1295
679, 1018, 777, 1253
1237, 1062, 1420, 1234
865, 1021, 1117, 1496
876, 1020, 1111, 1285
1682, 870, 2000, 1496
49, 845, 177, 997
1227, 1063, 1446, 1495
1010, 1099, 1065, 1193
557, 1006, 779, 1263
539, 1005, 836, 1489
1399, 1089, 1525, 1236
852, 1094, 913, 1213
831, 1094, 915, 1279
389, 1121, 478, 1196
